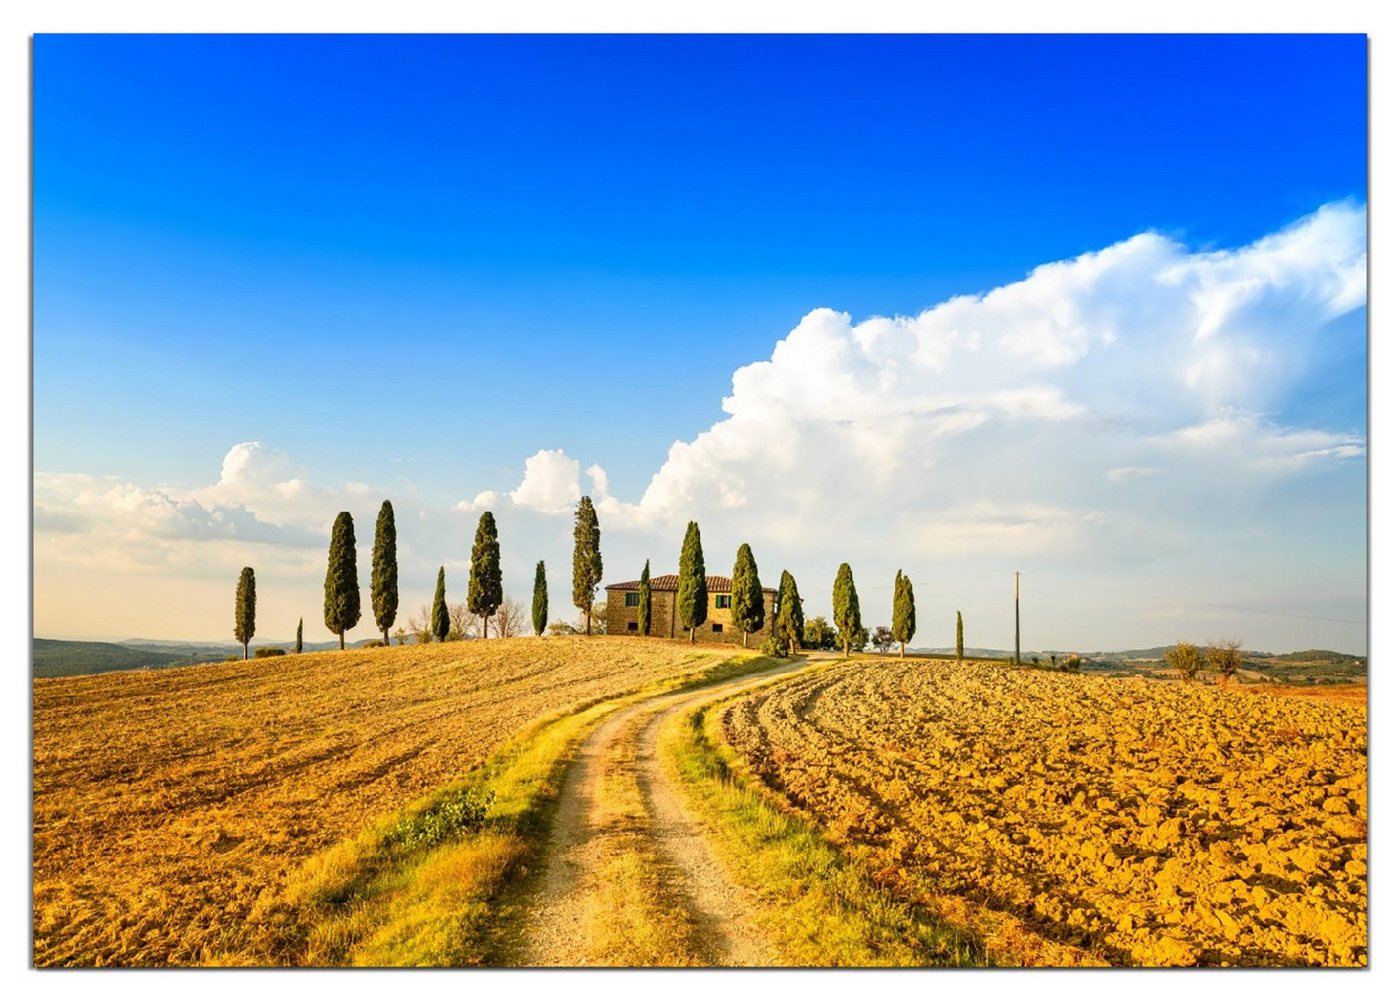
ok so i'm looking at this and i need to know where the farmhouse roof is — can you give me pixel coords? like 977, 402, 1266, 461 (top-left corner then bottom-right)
605, 574, 777, 595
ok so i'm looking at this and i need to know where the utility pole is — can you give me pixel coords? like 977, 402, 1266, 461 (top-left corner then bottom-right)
1014, 571, 1021, 665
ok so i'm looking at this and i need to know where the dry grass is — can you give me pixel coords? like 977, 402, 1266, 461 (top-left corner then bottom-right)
722, 660, 1367, 967
32, 636, 732, 966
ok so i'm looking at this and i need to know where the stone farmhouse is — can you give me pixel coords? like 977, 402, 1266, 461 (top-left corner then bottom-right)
603, 574, 777, 644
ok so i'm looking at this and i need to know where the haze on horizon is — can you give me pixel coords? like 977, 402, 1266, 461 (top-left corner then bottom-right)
32, 35, 1367, 655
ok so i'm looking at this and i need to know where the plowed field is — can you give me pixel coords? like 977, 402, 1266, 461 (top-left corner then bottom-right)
721, 660, 1367, 967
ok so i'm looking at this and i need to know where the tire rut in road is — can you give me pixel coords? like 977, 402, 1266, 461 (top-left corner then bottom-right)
515, 661, 808, 966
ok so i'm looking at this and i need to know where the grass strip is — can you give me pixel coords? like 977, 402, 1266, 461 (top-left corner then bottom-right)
658, 690, 987, 967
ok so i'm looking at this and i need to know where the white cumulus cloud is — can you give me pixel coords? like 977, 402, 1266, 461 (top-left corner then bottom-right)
508, 449, 583, 513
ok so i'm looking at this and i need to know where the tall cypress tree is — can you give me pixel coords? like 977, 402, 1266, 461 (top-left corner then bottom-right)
323, 512, 360, 650
234, 566, 256, 660
731, 543, 764, 648
294, 617, 303, 654
677, 521, 707, 643
956, 610, 964, 661
774, 569, 804, 655
431, 566, 450, 642
892, 569, 916, 659
572, 496, 603, 634
832, 562, 861, 658
467, 511, 503, 639
532, 560, 548, 636
371, 500, 399, 646
637, 560, 652, 637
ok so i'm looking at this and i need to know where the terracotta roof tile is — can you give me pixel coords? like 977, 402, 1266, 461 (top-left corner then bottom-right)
605, 574, 776, 594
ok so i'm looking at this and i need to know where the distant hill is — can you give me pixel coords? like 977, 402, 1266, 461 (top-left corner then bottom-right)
33, 639, 190, 679
34, 636, 392, 678
1272, 648, 1367, 664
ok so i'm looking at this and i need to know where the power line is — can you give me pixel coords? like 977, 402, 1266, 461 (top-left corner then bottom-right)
1195, 603, 1364, 627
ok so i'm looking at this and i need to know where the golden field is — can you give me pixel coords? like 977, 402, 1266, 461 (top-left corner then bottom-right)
32, 637, 734, 966
721, 660, 1367, 967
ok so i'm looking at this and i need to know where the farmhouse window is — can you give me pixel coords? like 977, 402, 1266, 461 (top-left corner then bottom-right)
625, 592, 639, 607
712, 623, 723, 633
715, 594, 732, 609
627, 622, 638, 631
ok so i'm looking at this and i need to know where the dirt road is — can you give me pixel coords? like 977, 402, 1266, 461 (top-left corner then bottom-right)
516, 657, 814, 967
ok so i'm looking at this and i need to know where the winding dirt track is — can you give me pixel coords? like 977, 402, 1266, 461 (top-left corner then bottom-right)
516, 658, 814, 967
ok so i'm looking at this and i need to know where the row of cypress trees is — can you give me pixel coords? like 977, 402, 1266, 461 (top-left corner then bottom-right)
240, 492, 951, 657
315, 498, 582, 647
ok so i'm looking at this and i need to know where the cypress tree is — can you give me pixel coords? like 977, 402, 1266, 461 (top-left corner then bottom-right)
532, 560, 548, 637
431, 566, 450, 642
774, 570, 804, 655
467, 511, 503, 639
371, 500, 399, 646
637, 560, 652, 637
677, 521, 707, 643
572, 496, 603, 635
234, 566, 256, 660
295, 617, 303, 654
832, 563, 861, 657
892, 569, 916, 659
956, 610, 964, 661
323, 512, 361, 650
731, 543, 764, 648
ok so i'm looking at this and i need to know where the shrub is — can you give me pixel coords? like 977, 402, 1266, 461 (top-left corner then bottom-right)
384, 786, 494, 853
760, 635, 787, 657
253, 647, 286, 658
363, 639, 385, 648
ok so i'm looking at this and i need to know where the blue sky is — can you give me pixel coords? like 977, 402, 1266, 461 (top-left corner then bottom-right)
32, 34, 1367, 651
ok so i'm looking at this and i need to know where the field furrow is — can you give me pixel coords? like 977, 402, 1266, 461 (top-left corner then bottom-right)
722, 660, 1367, 967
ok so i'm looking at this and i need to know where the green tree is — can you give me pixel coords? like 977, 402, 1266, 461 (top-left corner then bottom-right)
370, 500, 399, 646
431, 566, 450, 642
467, 511, 503, 639
532, 560, 548, 636
892, 569, 916, 658
294, 617, 303, 654
730, 543, 765, 648
956, 610, 964, 661
774, 570, 805, 655
1165, 641, 1205, 682
832, 563, 861, 657
234, 566, 256, 660
677, 520, 708, 643
572, 496, 603, 634
803, 616, 837, 651
323, 512, 361, 650
637, 560, 652, 636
